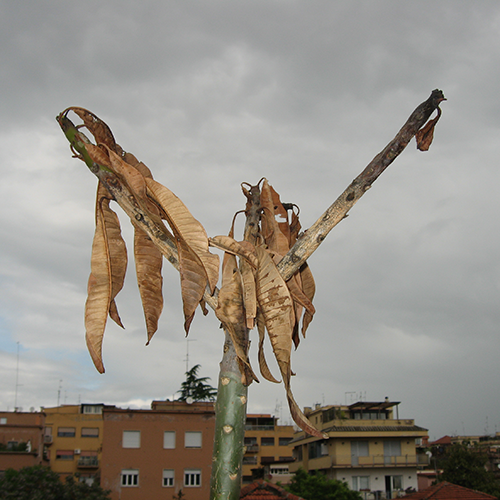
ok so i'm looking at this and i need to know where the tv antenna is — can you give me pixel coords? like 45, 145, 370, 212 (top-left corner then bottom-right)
184, 339, 197, 373
14, 342, 23, 411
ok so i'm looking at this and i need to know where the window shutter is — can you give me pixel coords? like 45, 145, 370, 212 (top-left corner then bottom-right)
123, 431, 141, 448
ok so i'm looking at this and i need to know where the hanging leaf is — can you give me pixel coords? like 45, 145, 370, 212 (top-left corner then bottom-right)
416, 107, 442, 151
215, 252, 258, 385
256, 311, 280, 383
255, 246, 323, 437
260, 179, 290, 256
85, 197, 112, 373
98, 185, 128, 328
134, 227, 163, 345
145, 178, 219, 293
176, 235, 209, 334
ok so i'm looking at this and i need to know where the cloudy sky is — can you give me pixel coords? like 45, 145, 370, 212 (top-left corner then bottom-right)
1, 1, 499, 441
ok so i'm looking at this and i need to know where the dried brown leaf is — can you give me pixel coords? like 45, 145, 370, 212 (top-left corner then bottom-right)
70, 107, 117, 152
85, 198, 111, 373
146, 178, 219, 293
260, 180, 290, 255
216, 252, 258, 385
300, 263, 316, 336
134, 227, 163, 344
256, 311, 280, 383
176, 235, 209, 334
98, 184, 128, 328
255, 247, 323, 437
416, 107, 442, 151
209, 235, 258, 269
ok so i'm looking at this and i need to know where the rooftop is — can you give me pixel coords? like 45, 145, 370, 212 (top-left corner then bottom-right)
403, 482, 497, 500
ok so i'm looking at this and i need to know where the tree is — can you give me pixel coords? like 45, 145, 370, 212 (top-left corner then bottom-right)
0, 465, 111, 500
285, 468, 362, 500
177, 364, 217, 402
439, 443, 500, 498
57, 90, 445, 499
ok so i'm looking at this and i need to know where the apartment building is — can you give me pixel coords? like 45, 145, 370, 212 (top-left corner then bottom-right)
0, 410, 48, 471
43, 403, 107, 484
289, 400, 429, 499
100, 400, 215, 500
242, 414, 295, 484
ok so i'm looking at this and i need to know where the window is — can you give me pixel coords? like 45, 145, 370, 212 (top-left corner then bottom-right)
78, 451, 98, 467
261, 437, 274, 446
164, 431, 176, 449
56, 450, 74, 460
163, 469, 174, 487
0, 417, 6, 425
242, 456, 257, 465
279, 437, 292, 446
123, 431, 141, 448
121, 469, 139, 487
353, 476, 370, 491
184, 469, 201, 487
270, 466, 289, 475
81, 427, 99, 438
185, 431, 202, 448
7, 441, 18, 450
309, 440, 328, 459
384, 440, 401, 464
82, 405, 102, 414
58, 427, 76, 437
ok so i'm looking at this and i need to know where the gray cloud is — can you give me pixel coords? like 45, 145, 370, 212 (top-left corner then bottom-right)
1, 1, 500, 441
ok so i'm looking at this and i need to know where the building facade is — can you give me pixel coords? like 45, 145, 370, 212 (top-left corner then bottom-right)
0, 410, 48, 472
100, 401, 215, 500
43, 403, 106, 484
289, 401, 429, 499
242, 414, 295, 484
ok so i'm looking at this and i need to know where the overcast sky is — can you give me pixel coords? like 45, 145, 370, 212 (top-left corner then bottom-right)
1, 1, 499, 441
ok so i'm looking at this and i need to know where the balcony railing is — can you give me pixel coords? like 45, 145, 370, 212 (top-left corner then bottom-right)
77, 456, 99, 468
245, 444, 259, 453
307, 454, 430, 468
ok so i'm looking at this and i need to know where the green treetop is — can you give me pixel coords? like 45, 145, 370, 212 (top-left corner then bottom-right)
177, 364, 217, 402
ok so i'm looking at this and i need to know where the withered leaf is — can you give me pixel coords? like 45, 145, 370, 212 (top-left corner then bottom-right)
255, 246, 323, 437
256, 311, 280, 383
300, 263, 316, 336
98, 184, 128, 328
70, 107, 117, 152
146, 178, 219, 294
134, 227, 163, 344
85, 197, 111, 373
215, 252, 258, 385
260, 179, 290, 256
209, 235, 258, 269
416, 107, 442, 152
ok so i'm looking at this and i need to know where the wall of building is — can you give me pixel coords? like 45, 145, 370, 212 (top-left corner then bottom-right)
0, 411, 48, 471
43, 404, 105, 483
101, 403, 215, 500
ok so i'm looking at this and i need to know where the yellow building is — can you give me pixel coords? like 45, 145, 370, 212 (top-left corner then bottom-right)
242, 414, 295, 484
290, 401, 429, 499
43, 404, 107, 484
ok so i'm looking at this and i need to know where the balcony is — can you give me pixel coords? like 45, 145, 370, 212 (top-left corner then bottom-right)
245, 444, 259, 453
77, 456, 99, 468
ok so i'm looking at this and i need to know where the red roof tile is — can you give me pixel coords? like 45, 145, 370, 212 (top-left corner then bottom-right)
240, 479, 305, 500
404, 482, 496, 500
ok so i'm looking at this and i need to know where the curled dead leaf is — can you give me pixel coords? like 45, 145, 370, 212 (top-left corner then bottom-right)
416, 107, 442, 151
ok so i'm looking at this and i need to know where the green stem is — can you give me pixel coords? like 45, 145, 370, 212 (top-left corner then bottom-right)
210, 332, 248, 499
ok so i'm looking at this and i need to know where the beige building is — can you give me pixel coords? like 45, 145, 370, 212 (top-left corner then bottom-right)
242, 414, 295, 484
290, 401, 429, 499
43, 403, 107, 484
